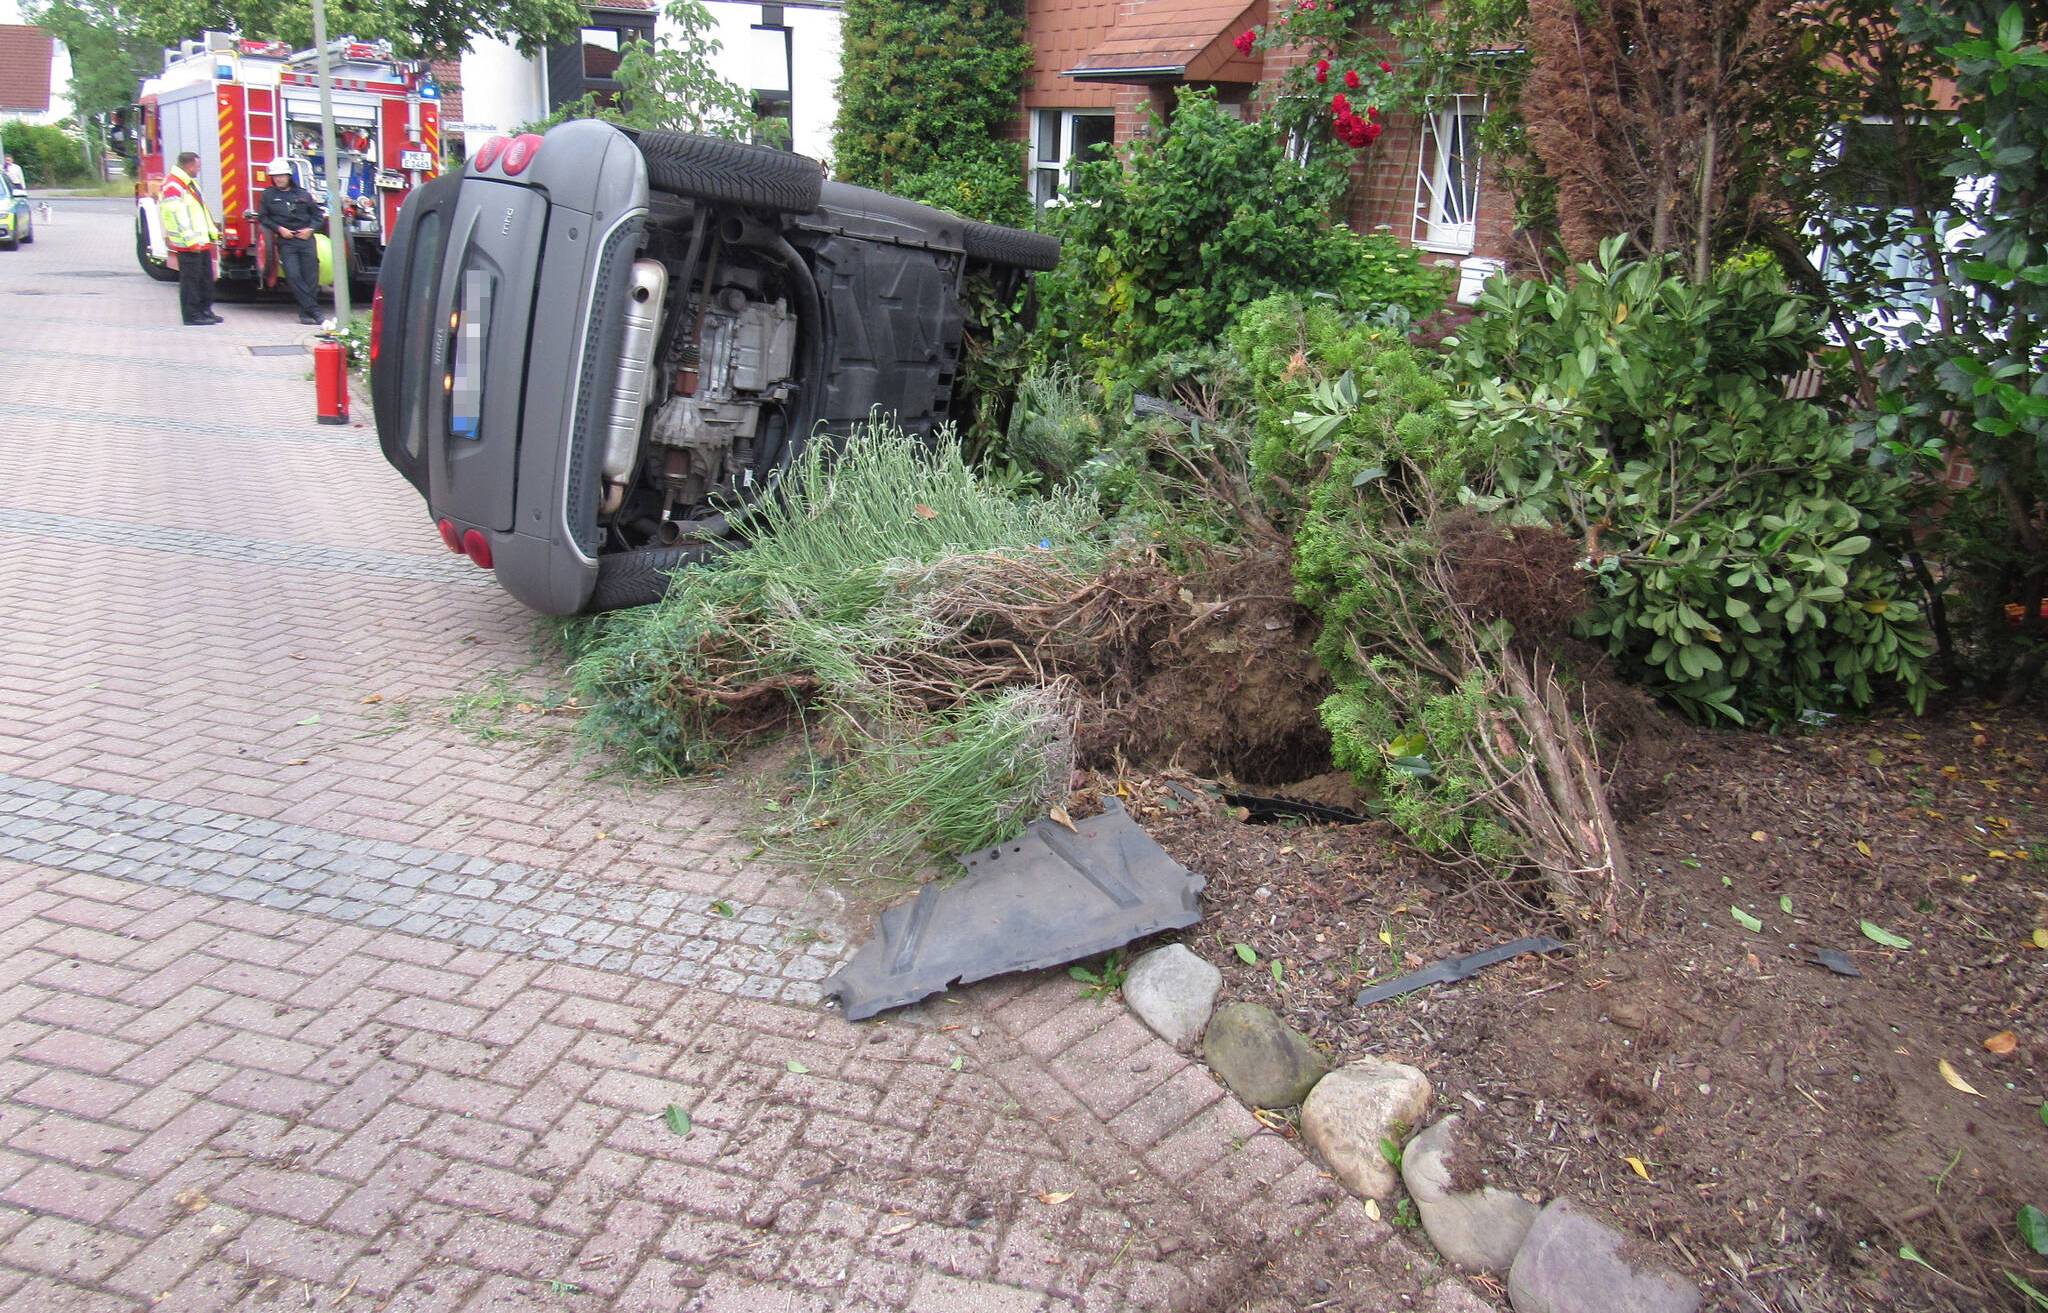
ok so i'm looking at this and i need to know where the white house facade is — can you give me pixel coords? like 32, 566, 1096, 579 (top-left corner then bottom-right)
452, 0, 841, 161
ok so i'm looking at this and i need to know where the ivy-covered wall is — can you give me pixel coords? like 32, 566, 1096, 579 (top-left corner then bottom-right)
830, 0, 1034, 225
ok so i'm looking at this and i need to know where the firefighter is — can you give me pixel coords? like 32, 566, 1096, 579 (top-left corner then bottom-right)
258, 158, 322, 324
160, 151, 222, 327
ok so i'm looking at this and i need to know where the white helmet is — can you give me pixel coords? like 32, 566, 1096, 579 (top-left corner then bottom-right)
266, 156, 292, 176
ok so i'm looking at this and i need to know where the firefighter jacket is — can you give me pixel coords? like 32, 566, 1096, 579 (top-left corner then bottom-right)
160, 166, 219, 252
259, 183, 321, 241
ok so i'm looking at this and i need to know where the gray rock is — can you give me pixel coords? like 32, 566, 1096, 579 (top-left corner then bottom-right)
1201, 1002, 1329, 1109
1402, 1115, 1540, 1272
1122, 944, 1222, 1049
1508, 1199, 1701, 1313
1300, 1058, 1432, 1199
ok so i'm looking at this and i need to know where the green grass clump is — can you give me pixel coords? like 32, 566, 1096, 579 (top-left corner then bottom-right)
566, 418, 1100, 868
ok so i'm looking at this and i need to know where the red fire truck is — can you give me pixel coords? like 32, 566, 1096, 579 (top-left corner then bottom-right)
134, 32, 442, 292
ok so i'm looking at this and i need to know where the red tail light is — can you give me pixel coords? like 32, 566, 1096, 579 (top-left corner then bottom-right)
501, 133, 544, 176
369, 287, 384, 366
473, 136, 506, 172
436, 519, 461, 552
462, 529, 494, 569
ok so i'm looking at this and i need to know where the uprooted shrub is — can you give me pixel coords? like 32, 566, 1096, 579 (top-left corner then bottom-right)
567, 420, 1138, 869
1449, 241, 1935, 726
1270, 322, 1629, 924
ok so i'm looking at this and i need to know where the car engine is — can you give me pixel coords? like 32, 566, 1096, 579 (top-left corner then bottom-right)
598, 221, 803, 547
648, 283, 796, 523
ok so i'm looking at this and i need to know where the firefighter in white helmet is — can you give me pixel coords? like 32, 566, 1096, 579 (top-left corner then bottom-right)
258, 157, 323, 324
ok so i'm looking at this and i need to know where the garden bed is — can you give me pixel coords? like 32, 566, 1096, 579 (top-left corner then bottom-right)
1109, 702, 2046, 1313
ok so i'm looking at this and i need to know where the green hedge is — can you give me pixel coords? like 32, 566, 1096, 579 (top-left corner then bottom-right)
2, 121, 91, 186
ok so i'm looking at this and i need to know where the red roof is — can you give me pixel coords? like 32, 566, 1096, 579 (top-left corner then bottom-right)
1064, 0, 1264, 84
0, 25, 55, 114
431, 57, 463, 120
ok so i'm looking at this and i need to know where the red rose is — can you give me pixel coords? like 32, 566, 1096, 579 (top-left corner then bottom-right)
1367, 105, 1381, 121
1315, 58, 1330, 83
1233, 29, 1256, 55
1297, 0, 1317, 9
1331, 93, 1349, 114
1343, 68, 1360, 90
1379, 59, 1394, 72
1362, 120, 1383, 143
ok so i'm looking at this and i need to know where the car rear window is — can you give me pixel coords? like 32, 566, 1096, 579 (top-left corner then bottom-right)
398, 209, 446, 463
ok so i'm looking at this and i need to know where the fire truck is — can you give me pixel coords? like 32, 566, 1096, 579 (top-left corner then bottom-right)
134, 32, 442, 292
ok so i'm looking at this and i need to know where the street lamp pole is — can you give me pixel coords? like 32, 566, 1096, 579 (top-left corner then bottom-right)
311, 0, 350, 328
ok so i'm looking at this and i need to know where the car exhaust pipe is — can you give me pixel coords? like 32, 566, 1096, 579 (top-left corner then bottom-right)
600, 258, 668, 515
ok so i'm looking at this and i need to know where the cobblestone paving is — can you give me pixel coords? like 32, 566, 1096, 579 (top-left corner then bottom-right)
0, 202, 1492, 1311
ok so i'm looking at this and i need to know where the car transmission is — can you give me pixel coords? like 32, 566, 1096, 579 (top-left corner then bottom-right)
647, 286, 797, 530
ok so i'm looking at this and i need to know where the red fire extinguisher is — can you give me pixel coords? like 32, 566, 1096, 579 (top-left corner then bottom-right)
314, 336, 349, 426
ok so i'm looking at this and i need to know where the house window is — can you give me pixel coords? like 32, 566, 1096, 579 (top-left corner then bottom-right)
1813, 117, 1984, 340
1032, 109, 1114, 207
580, 27, 629, 81
1412, 95, 1485, 253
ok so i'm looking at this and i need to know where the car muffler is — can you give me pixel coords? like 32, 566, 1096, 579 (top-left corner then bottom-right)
600, 258, 668, 515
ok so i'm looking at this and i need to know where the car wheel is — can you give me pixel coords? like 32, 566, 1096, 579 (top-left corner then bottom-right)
588, 543, 716, 612
960, 219, 1061, 272
19, 222, 30, 245
628, 131, 822, 214
136, 216, 178, 282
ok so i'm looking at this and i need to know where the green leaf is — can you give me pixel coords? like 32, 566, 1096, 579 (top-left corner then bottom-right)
1860, 920, 1912, 950
2008, 1272, 2048, 1311
2020, 1204, 2048, 1257
1351, 465, 1387, 488
1779, 894, 1794, 915
1999, 1, 2024, 50
949, 1055, 963, 1072
1068, 965, 1099, 984
785, 1059, 810, 1075
1234, 943, 1257, 965
296, 713, 322, 726
1271, 959, 1284, 984
710, 900, 736, 918
1899, 1244, 1937, 1272
1731, 906, 1763, 933
663, 1104, 692, 1136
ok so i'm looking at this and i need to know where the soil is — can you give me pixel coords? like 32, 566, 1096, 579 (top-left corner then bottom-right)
1074, 550, 1333, 787
1099, 702, 2048, 1313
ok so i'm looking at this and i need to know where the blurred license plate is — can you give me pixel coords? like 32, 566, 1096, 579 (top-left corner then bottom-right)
400, 150, 433, 170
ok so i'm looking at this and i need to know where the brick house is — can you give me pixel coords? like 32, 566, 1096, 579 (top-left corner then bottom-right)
0, 21, 73, 128
1018, 0, 1510, 299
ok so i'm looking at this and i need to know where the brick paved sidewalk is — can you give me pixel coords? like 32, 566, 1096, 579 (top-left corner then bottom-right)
0, 203, 1491, 1311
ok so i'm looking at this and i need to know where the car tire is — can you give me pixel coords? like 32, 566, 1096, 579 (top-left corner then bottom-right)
19, 223, 29, 245
960, 219, 1061, 272
629, 132, 822, 214
136, 216, 178, 282
588, 543, 715, 612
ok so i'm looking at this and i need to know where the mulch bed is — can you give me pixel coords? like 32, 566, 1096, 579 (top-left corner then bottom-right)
1104, 701, 2047, 1313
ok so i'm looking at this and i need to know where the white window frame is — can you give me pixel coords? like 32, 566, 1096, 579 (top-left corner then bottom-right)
1031, 108, 1114, 208
1412, 94, 1486, 254
1810, 114, 1989, 345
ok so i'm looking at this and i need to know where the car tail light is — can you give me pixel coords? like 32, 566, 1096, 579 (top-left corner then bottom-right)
436, 519, 461, 552
462, 529, 493, 569
369, 287, 384, 366
501, 133, 544, 176
473, 137, 506, 172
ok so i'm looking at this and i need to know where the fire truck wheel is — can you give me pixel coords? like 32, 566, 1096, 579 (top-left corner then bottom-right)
588, 542, 715, 613
628, 132, 822, 215
135, 216, 179, 283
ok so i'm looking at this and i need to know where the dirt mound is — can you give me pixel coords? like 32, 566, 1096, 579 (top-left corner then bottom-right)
1075, 550, 1333, 786
1123, 701, 2048, 1313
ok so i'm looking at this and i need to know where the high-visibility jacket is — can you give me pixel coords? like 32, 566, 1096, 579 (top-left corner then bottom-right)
160, 166, 219, 252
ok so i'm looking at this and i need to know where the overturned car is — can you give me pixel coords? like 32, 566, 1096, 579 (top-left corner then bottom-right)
371, 120, 1058, 614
